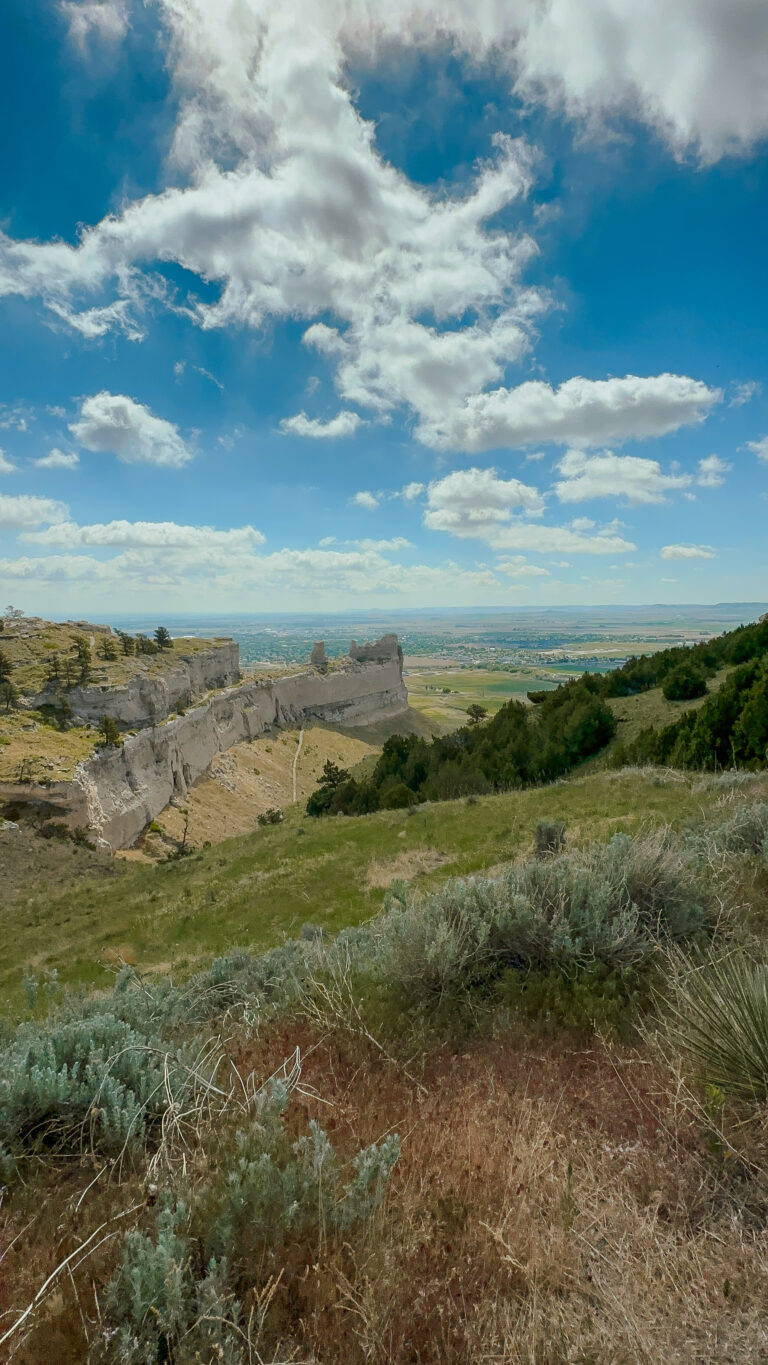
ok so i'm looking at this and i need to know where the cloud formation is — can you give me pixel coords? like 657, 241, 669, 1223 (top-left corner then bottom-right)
424, 467, 634, 554
60, 0, 129, 49
419, 375, 719, 453
553, 448, 693, 504
0, 451, 17, 474
22, 520, 265, 549
69, 393, 193, 467
660, 543, 716, 560
33, 448, 80, 471
280, 411, 364, 439
697, 454, 731, 488
747, 435, 768, 463
0, 494, 69, 529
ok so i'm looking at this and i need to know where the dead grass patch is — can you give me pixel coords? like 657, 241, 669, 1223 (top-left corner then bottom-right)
365, 847, 450, 889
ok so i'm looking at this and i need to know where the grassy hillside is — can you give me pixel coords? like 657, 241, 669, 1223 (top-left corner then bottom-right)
0, 766, 755, 1014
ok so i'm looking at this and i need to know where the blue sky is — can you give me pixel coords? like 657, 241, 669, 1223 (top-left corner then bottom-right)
0, 0, 766, 616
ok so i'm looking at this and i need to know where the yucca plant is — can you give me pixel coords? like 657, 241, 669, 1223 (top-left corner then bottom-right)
667, 954, 768, 1106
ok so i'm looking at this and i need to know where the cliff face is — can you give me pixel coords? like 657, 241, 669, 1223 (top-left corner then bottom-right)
35, 642, 240, 730
68, 649, 407, 849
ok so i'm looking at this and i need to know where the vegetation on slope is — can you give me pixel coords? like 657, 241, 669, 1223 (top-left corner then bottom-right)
2, 791, 768, 1360
308, 677, 615, 813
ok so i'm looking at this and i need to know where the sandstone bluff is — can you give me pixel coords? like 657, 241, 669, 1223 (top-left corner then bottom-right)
8, 635, 408, 851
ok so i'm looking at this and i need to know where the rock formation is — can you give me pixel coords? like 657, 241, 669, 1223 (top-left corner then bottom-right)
33, 641, 239, 730
310, 641, 327, 669
4, 636, 408, 850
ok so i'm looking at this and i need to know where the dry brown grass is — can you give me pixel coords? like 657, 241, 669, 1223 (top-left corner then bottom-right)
5, 1018, 768, 1364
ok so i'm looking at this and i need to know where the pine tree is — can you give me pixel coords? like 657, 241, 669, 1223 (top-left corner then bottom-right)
154, 626, 172, 651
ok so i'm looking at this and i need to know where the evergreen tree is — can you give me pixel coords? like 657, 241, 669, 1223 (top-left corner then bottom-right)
0, 648, 12, 683
155, 626, 172, 650
0, 680, 18, 712
99, 714, 121, 747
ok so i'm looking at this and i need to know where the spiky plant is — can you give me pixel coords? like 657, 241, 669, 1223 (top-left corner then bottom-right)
668, 954, 768, 1106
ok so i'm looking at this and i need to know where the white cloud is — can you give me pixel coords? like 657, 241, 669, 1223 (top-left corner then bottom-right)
697, 454, 731, 487
0, 404, 31, 432
60, 1, 129, 48
660, 543, 716, 561
22, 520, 265, 550
424, 466, 545, 537
0, 450, 17, 474
0, 0, 737, 460
400, 482, 425, 501
747, 436, 768, 463
0, 493, 68, 529
424, 467, 634, 554
730, 380, 761, 407
554, 448, 693, 504
497, 556, 550, 578
33, 448, 80, 471
280, 411, 364, 439
421, 374, 719, 453
570, 517, 595, 531
351, 490, 380, 510
352, 536, 413, 552
69, 392, 193, 468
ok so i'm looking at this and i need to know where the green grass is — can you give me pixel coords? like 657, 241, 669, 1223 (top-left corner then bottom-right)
406, 668, 562, 724
606, 664, 735, 749
0, 768, 733, 1016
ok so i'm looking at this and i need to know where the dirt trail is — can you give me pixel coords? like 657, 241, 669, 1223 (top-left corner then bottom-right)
292, 727, 304, 802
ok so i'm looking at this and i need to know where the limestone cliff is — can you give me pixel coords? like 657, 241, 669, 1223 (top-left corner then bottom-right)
34, 641, 240, 730
66, 642, 407, 849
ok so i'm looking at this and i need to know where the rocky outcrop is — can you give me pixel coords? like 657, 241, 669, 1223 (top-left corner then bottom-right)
349, 633, 403, 667
310, 641, 327, 669
34, 642, 240, 730
63, 641, 407, 850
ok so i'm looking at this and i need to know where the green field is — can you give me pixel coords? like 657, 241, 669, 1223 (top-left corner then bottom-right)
0, 767, 749, 1016
406, 668, 562, 724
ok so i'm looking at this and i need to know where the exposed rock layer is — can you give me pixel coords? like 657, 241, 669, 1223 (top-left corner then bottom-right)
67, 646, 407, 849
35, 642, 240, 730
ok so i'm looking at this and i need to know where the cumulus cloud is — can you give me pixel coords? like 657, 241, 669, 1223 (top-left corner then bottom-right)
697, 454, 731, 487
0, 493, 68, 529
69, 393, 192, 467
22, 520, 265, 549
0, 451, 17, 474
553, 448, 693, 504
401, 482, 425, 501
60, 1, 129, 49
279, 410, 364, 439
424, 467, 634, 554
1, 0, 738, 456
420, 375, 719, 453
747, 435, 768, 463
352, 490, 380, 510
33, 448, 80, 471
660, 543, 716, 560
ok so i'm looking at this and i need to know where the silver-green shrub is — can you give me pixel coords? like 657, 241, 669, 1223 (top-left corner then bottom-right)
0, 1008, 195, 1165
372, 830, 711, 1007
99, 1088, 399, 1364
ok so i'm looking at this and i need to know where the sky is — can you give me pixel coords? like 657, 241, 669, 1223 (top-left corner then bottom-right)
0, 0, 767, 617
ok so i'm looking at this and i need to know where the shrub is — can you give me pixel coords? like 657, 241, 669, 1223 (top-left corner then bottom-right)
662, 664, 708, 702
0, 992, 202, 1169
101, 1089, 399, 1363
534, 819, 566, 858
257, 807, 283, 826
372, 830, 711, 1015
666, 954, 768, 1106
